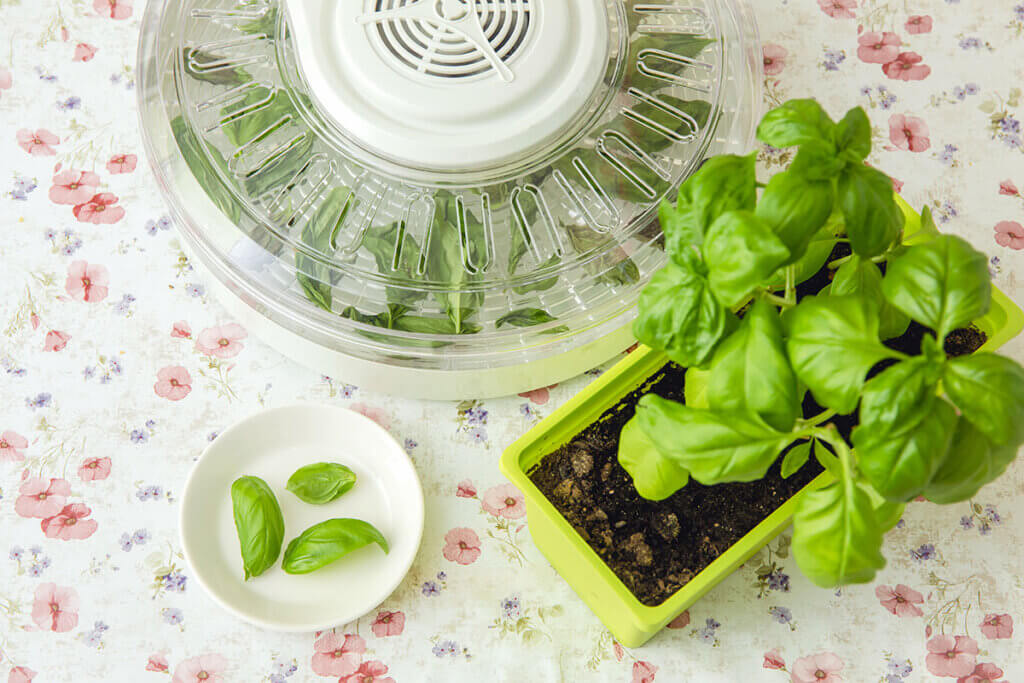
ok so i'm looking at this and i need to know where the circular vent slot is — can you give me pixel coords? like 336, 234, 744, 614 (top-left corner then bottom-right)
367, 0, 532, 81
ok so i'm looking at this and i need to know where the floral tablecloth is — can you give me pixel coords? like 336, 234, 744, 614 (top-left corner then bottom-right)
2, 0, 1024, 681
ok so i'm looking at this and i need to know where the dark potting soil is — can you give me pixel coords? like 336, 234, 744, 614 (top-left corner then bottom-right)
528, 243, 988, 606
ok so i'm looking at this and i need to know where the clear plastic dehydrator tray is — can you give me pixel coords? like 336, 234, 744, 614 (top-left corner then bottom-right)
137, 0, 763, 399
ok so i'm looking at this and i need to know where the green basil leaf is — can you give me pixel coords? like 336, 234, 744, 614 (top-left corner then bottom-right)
664, 153, 757, 254
756, 99, 837, 148
925, 418, 1019, 504
359, 219, 428, 308
765, 218, 842, 290
282, 518, 389, 575
788, 139, 847, 180
857, 356, 941, 427
911, 205, 942, 243
623, 34, 714, 91
881, 235, 991, 338
296, 187, 350, 312
838, 163, 904, 258
781, 440, 813, 479
613, 95, 712, 154
943, 353, 1024, 445
707, 299, 799, 431
182, 48, 251, 87
791, 478, 887, 587
835, 107, 871, 160
831, 256, 910, 340
496, 308, 564, 333
286, 463, 357, 505
635, 396, 792, 485
703, 211, 790, 307
860, 481, 905, 533
170, 116, 241, 224
755, 169, 835, 264
239, 5, 278, 38
391, 314, 480, 336
424, 196, 484, 334
854, 393, 957, 502
618, 416, 690, 501
633, 258, 735, 367
786, 294, 899, 414
230, 476, 285, 580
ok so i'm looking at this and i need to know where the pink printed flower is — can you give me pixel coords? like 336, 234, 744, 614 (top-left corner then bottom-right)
73, 43, 97, 62
371, 610, 405, 637
65, 260, 110, 303
889, 114, 931, 152
994, 221, 1024, 250
926, 635, 978, 678
154, 366, 192, 401
146, 655, 169, 673
79, 457, 112, 482
43, 330, 71, 352
340, 660, 394, 683
456, 479, 477, 498
905, 15, 933, 34
875, 584, 924, 617
613, 642, 625, 661
518, 384, 557, 405
195, 323, 247, 359
791, 653, 844, 683
8, 666, 36, 683
171, 321, 193, 339
442, 527, 481, 565
857, 31, 901, 64
891, 176, 905, 194
763, 649, 786, 670
94, 0, 132, 19
632, 661, 658, 683
172, 654, 228, 683
481, 483, 526, 519
0, 430, 29, 463
31, 583, 79, 632
762, 44, 788, 75
958, 663, 1005, 683
17, 128, 59, 156
15, 477, 70, 518
999, 179, 1019, 196
48, 169, 100, 205
311, 632, 365, 677
883, 52, 931, 81
979, 613, 1013, 639
42, 503, 98, 540
667, 610, 690, 629
818, 0, 856, 19
0, 67, 10, 93
106, 153, 137, 174
349, 403, 391, 430
73, 192, 125, 224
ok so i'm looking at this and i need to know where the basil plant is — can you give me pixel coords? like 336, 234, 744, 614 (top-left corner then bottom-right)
619, 99, 1024, 587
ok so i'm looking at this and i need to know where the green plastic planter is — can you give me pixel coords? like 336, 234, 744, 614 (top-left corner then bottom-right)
499, 203, 1024, 648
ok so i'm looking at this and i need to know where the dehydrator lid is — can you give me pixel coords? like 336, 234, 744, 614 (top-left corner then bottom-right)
139, 0, 762, 372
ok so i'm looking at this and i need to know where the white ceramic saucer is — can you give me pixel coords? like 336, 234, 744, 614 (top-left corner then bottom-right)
179, 403, 424, 631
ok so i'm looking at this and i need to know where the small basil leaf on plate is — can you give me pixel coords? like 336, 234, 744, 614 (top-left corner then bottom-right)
286, 463, 357, 505
230, 476, 285, 580
282, 519, 389, 575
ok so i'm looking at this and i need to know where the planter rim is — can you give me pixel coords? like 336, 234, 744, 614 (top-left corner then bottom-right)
499, 200, 1024, 645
